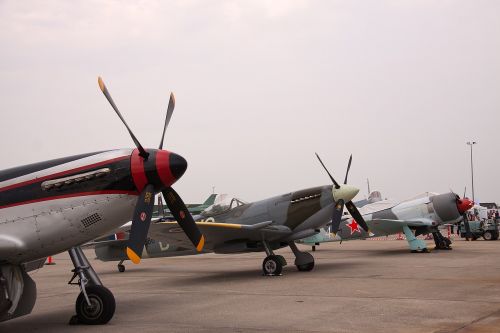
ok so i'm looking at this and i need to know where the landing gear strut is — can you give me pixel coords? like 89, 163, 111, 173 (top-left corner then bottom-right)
261, 240, 286, 276
432, 231, 452, 250
68, 247, 115, 325
289, 241, 315, 272
117, 260, 125, 273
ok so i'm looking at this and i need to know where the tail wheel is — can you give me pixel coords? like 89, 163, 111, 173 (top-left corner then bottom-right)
75, 285, 115, 325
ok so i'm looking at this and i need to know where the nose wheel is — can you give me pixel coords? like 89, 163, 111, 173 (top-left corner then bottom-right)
68, 247, 115, 325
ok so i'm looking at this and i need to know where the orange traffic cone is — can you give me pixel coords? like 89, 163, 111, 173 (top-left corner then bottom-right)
45, 256, 56, 265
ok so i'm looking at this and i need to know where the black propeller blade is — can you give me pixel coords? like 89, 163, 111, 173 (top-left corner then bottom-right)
98, 77, 149, 159
331, 199, 345, 234
463, 213, 472, 240
315, 153, 340, 189
345, 201, 370, 233
343, 154, 352, 185
126, 184, 155, 264
159, 93, 175, 150
162, 187, 205, 251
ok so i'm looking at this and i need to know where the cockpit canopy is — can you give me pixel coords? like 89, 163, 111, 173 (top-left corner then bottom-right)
201, 194, 247, 216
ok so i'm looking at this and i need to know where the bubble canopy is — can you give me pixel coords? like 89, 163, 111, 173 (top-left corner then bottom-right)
201, 194, 247, 216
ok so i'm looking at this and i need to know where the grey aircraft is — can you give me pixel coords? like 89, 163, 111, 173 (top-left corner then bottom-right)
94, 194, 217, 272
93, 154, 371, 276
300, 191, 473, 252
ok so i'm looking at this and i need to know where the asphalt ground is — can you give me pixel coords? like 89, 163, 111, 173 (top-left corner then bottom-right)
2, 238, 500, 333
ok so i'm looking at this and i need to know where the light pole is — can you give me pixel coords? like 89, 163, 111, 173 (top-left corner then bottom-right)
466, 141, 477, 202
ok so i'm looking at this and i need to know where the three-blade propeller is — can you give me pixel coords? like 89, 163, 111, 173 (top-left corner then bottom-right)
315, 153, 370, 236
98, 77, 204, 264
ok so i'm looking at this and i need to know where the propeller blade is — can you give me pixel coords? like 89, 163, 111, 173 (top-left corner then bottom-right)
159, 92, 176, 150
463, 186, 467, 199
126, 184, 155, 264
331, 199, 345, 234
345, 201, 370, 233
463, 213, 472, 241
97, 77, 149, 159
315, 153, 340, 189
343, 154, 352, 184
162, 187, 205, 251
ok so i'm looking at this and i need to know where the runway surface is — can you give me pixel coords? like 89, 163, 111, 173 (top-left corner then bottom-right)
2, 238, 500, 332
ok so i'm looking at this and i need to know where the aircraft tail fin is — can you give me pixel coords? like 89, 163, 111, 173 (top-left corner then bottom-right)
202, 194, 217, 206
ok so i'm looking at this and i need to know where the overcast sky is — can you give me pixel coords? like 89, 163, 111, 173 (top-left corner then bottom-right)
0, 0, 499, 204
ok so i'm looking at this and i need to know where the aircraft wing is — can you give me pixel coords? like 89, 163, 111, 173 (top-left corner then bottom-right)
149, 220, 286, 250
372, 218, 435, 227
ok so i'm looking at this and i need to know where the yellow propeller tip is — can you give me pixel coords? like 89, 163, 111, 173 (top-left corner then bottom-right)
126, 247, 141, 264
97, 76, 105, 92
196, 235, 205, 252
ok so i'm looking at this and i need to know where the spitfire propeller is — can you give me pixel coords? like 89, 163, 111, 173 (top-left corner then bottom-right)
98, 77, 204, 264
315, 153, 370, 236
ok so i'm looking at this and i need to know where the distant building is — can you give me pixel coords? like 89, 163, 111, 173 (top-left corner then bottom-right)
480, 202, 498, 209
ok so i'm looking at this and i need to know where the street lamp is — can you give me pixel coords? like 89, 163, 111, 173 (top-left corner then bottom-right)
466, 141, 477, 202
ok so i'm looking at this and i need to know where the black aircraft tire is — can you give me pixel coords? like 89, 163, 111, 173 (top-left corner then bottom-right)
118, 264, 125, 273
483, 231, 493, 241
297, 261, 314, 272
262, 255, 283, 276
75, 285, 115, 325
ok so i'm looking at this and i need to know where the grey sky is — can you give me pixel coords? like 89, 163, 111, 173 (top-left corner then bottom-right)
0, 0, 499, 204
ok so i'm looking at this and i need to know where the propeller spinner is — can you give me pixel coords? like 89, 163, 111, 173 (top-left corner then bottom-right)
98, 77, 204, 264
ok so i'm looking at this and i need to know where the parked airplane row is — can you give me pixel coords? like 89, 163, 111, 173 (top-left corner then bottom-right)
0, 78, 473, 326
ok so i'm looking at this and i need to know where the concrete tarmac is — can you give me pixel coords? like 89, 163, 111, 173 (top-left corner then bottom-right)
2, 238, 500, 333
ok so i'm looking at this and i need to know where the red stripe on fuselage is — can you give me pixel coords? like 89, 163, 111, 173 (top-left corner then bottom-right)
155, 150, 175, 188
0, 155, 129, 193
130, 149, 148, 192
0, 190, 138, 210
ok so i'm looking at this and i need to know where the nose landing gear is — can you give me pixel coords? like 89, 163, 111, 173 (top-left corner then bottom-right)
68, 247, 115, 325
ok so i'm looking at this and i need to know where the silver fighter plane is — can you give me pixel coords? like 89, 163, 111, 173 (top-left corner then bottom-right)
0, 78, 203, 325
300, 191, 474, 252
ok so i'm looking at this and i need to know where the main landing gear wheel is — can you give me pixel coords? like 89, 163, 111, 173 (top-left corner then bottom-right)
288, 241, 315, 273
68, 246, 115, 325
297, 261, 315, 272
262, 255, 283, 276
75, 285, 115, 325
432, 231, 452, 250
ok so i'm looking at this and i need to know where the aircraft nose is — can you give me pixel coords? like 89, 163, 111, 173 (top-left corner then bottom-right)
457, 198, 474, 214
332, 185, 360, 202
169, 153, 187, 180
